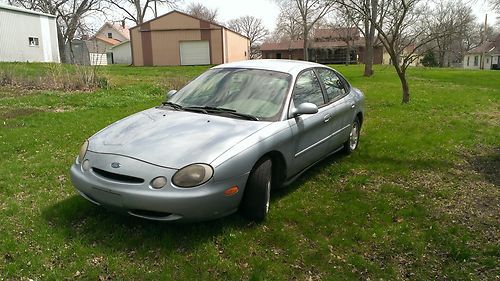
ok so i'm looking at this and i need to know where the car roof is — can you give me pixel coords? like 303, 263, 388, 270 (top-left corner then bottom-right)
212, 59, 329, 76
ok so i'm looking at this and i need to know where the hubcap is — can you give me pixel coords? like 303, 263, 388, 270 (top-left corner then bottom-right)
349, 122, 359, 150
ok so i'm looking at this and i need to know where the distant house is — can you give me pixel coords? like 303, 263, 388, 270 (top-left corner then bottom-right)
463, 34, 500, 70
86, 22, 130, 65
382, 44, 422, 67
129, 10, 250, 66
0, 3, 60, 63
260, 28, 383, 65
110, 40, 131, 65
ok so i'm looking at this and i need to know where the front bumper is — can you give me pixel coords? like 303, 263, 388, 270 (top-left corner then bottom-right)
69, 151, 249, 222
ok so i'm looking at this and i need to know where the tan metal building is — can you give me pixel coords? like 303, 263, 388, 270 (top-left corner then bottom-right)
130, 10, 250, 66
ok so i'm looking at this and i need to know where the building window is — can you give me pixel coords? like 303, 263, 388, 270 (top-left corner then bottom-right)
474, 56, 478, 66
486, 58, 489, 64
467, 56, 469, 66
276, 53, 282, 59
107, 32, 112, 38
28, 37, 39, 47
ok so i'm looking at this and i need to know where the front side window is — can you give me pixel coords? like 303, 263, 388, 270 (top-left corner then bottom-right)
291, 69, 325, 108
474, 56, 478, 66
316, 68, 346, 102
169, 68, 292, 121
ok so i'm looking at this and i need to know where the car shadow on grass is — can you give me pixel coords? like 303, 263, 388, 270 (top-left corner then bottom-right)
42, 195, 252, 255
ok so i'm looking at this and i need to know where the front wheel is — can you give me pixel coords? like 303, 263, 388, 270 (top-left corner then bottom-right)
240, 158, 272, 222
343, 118, 360, 153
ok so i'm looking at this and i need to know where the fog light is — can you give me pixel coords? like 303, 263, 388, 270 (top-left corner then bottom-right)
82, 160, 90, 171
151, 176, 167, 189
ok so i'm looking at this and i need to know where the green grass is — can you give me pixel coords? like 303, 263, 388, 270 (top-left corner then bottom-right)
0, 62, 498, 280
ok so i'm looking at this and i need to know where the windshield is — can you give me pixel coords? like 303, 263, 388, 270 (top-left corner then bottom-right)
168, 68, 292, 121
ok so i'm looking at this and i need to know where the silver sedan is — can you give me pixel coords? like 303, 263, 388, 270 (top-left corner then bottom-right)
70, 60, 365, 222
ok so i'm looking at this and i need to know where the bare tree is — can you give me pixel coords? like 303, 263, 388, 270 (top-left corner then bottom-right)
185, 2, 218, 22
328, 7, 358, 65
9, 0, 103, 63
339, 0, 453, 103
106, 0, 179, 25
273, 7, 304, 41
275, 0, 335, 60
332, 1, 379, 75
431, 0, 476, 67
228, 16, 269, 59
490, 0, 500, 12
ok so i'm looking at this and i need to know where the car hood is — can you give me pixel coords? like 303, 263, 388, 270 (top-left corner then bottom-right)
88, 107, 270, 168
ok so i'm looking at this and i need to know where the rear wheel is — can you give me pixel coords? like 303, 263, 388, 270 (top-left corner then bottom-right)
240, 158, 272, 222
343, 118, 360, 153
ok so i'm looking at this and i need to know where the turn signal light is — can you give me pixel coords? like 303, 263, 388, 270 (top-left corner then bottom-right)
224, 186, 239, 196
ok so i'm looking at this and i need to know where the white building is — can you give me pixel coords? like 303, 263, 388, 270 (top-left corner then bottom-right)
110, 41, 131, 65
86, 22, 130, 65
0, 4, 60, 63
463, 34, 500, 70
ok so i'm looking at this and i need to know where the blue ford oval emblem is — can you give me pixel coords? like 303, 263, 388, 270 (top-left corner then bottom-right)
111, 162, 121, 168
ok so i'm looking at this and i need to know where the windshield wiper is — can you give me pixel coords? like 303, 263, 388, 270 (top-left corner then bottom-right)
185, 106, 259, 121
161, 101, 183, 110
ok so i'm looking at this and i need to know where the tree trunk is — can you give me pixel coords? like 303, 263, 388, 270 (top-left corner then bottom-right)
303, 27, 309, 61
364, 40, 374, 76
396, 69, 410, 103
363, 0, 377, 76
345, 44, 350, 66
392, 56, 410, 103
57, 27, 67, 63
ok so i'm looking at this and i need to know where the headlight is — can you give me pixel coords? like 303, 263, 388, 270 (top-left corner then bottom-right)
172, 164, 213, 188
78, 140, 89, 162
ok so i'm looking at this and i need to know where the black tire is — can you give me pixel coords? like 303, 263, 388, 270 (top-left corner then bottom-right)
343, 118, 361, 154
240, 158, 272, 222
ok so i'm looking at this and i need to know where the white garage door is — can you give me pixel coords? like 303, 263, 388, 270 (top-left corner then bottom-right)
180, 41, 210, 65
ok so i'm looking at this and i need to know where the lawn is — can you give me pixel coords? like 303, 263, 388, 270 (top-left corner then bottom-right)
0, 63, 498, 280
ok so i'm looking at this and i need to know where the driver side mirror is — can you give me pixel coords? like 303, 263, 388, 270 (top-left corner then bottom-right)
165, 89, 177, 100
291, 102, 319, 117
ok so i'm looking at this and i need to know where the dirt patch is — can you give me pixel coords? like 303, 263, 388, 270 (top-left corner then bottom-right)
0, 106, 75, 120
462, 147, 500, 186
1, 107, 44, 119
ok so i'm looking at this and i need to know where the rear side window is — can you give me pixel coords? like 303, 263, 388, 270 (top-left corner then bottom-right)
292, 70, 325, 107
316, 68, 347, 102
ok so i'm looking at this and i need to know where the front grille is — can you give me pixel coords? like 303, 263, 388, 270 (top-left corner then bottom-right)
92, 167, 144, 184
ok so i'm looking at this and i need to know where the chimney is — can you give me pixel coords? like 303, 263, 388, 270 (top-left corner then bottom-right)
121, 20, 125, 28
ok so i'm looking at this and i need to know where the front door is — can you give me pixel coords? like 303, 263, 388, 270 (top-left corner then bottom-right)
287, 69, 330, 176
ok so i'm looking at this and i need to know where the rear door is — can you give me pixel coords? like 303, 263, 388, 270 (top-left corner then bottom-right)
287, 69, 331, 175
179, 41, 210, 66
316, 68, 355, 149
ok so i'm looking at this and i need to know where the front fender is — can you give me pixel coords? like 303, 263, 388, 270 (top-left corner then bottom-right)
210, 121, 293, 182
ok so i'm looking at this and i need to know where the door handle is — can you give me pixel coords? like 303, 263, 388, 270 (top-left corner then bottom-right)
324, 114, 331, 123
351, 103, 356, 109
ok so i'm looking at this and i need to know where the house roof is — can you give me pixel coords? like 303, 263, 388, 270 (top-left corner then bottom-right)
0, 3, 56, 18
261, 41, 304, 51
95, 36, 122, 46
468, 34, 500, 54
110, 40, 130, 49
94, 22, 130, 41
315, 27, 359, 39
129, 10, 249, 40
261, 38, 368, 51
